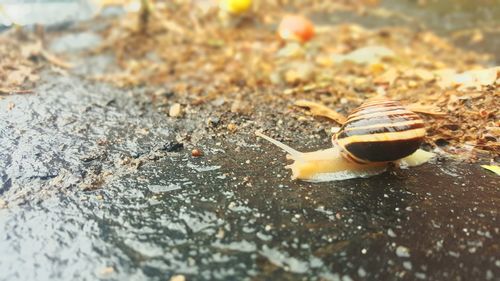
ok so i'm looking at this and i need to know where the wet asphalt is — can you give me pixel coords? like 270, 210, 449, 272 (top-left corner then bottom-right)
1, 1, 499, 280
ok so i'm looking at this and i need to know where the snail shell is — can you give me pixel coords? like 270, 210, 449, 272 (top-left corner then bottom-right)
333, 99, 426, 164
256, 99, 434, 182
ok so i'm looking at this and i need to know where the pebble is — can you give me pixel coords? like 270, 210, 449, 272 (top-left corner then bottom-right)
170, 275, 186, 281
403, 261, 413, 270
169, 103, 182, 117
486, 270, 494, 280
158, 141, 184, 152
191, 148, 203, 157
206, 116, 220, 127
342, 275, 353, 281
231, 100, 242, 113
387, 228, 397, 237
357, 267, 366, 278
396, 245, 411, 258
98, 266, 114, 276
227, 123, 238, 132
7, 102, 15, 110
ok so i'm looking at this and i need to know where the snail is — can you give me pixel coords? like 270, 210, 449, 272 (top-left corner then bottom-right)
256, 99, 435, 182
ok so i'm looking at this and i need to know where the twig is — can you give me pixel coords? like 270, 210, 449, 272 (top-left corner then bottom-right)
40, 50, 74, 69
0, 88, 34, 96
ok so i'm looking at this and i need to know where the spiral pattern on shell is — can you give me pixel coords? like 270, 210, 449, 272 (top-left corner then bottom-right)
333, 99, 426, 164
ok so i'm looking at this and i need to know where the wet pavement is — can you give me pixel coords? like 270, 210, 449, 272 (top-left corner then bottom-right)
1, 1, 500, 281
1, 72, 499, 281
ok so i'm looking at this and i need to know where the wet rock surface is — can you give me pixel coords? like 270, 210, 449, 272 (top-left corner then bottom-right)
0, 72, 499, 281
1, 1, 500, 280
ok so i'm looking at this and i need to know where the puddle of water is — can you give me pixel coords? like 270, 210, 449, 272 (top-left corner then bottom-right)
0, 1, 98, 26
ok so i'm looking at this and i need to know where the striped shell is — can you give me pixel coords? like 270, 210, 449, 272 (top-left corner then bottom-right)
333, 99, 426, 164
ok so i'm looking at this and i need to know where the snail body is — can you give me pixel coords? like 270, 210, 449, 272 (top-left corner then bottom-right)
256, 99, 434, 182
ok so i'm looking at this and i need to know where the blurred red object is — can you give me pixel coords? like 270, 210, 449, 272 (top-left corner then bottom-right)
278, 14, 315, 43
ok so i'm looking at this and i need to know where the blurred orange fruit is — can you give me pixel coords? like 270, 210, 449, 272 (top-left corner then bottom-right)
278, 15, 315, 43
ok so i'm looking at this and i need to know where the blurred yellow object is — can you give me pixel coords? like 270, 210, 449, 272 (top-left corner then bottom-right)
219, 0, 252, 14
481, 165, 500, 176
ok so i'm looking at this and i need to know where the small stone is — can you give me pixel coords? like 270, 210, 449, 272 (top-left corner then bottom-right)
157, 141, 183, 152
342, 275, 353, 281
169, 103, 182, 117
170, 275, 186, 281
191, 148, 203, 157
216, 228, 225, 239
7, 102, 15, 110
211, 97, 225, 106
96, 138, 108, 146
408, 80, 418, 88
486, 270, 493, 280
403, 261, 412, 270
206, 116, 220, 127
227, 123, 238, 132
231, 100, 242, 113
415, 272, 427, 280
396, 246, 411, 258
357, 267, 366, 278
98, 266, 114, 276
387, 229, 397, 237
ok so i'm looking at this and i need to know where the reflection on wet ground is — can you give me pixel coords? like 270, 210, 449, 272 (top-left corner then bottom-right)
0, 75, 498, 280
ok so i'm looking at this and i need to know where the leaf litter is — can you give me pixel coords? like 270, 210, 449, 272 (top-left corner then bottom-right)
1, 0, 498, 162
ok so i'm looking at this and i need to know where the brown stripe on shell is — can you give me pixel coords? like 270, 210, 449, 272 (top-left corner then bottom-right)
336, 122, 425, 139
338, 113, 423, 139
333, 99, 426, 163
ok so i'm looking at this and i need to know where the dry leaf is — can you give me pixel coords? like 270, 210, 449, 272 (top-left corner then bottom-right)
412, 68, 435, 81
169, 103, 183, 117
374, 68, 398, 85
332, 46, 395, 64
436, 67, 499, 90
407, 104, 446, 116
295, 100, 347, 124
454, 67, 499, 91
